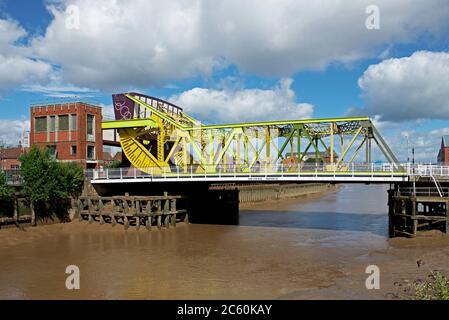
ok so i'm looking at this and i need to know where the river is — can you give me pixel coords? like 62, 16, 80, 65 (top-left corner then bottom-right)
0, 184, 448, 299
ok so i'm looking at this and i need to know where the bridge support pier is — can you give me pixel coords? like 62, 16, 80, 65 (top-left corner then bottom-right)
388, 182, 449, 237
186, 187, 240, 225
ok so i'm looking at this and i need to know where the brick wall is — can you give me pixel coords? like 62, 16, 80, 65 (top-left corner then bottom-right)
30, 102, 104, 168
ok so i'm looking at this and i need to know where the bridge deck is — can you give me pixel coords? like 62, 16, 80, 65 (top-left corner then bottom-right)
87, 164, 419, 184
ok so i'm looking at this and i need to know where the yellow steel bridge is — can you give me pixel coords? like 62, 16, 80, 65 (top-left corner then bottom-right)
101, 92, 402, 178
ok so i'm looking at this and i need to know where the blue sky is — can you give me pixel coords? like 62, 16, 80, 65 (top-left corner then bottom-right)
0, 0, 449, 162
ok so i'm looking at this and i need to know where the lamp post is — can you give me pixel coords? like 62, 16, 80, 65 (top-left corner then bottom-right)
406, 135, 410, 163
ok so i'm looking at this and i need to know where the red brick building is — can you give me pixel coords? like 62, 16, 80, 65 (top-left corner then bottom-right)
0, 147, 26, 170
30, 102, 104, 169
437, 136, 449, 165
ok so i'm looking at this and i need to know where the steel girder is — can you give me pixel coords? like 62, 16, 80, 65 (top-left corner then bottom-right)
103, 92, 402, 174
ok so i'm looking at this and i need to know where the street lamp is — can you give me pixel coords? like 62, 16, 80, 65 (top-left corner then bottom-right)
405, 134, 410, 163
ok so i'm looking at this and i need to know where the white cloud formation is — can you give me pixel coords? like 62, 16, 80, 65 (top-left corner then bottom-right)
0, 19, 52, 88
29, 0, 449, 89
169, 78, 313, 123
21, 84, 98, 98
355, 51, 449, 121
0, 119, 29, 146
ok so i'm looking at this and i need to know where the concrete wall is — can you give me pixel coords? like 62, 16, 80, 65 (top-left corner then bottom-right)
238, 183, 334, 204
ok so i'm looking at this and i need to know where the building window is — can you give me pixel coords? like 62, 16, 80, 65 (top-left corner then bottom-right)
87, 114, 95, 135
11, 164, 20, 170
49, 116, 56, 132
48, 145, 57, 159
87, 146, 95, 160
71, 145, 77, 155
35, 117, 47, 132
59, 115, 69, 131
70, 114, 77, 131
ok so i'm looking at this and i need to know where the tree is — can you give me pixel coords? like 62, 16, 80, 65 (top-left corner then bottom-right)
20, 146, 84, 224
0, 171, 14, 216
104, 159, 121, 169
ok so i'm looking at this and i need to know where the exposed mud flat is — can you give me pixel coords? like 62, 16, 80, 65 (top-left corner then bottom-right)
0, 184, 448, 299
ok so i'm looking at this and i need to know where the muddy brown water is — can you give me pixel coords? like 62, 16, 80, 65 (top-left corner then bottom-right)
1, 184, 449, 299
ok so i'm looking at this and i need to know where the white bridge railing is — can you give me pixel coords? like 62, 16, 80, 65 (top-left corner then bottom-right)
86, 163, 449, 182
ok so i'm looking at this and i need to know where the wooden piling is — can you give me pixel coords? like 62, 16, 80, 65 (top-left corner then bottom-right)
77, 193, 186, 231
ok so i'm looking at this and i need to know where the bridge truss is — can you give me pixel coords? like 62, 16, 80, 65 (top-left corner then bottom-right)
102, 92, 401, 176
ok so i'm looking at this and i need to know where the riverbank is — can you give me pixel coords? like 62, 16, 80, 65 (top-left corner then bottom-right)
0, 184, 448, 300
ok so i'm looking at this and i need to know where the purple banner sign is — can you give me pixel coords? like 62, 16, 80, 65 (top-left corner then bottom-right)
112, 94, 134, 120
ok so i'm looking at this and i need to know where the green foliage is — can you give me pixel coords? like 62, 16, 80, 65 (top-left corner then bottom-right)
104, 160, 121, 169
406, 271, 449, 300
19, 146, 84, 221
57, 162, 85, 198
0, 171, 14, 216
0, 171, 13, 200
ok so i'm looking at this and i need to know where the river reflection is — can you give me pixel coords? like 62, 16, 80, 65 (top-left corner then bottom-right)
240, 184, 389, 236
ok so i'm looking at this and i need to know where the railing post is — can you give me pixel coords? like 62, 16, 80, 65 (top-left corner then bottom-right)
106, 168, 109, 180
120, 167, 123, 180
190, 165, 193, 178
134, 167, 136, 179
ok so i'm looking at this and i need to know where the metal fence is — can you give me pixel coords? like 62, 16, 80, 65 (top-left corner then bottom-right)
1, 169, 22, 186
397, 187, 449, 197
86, 162, 411, 181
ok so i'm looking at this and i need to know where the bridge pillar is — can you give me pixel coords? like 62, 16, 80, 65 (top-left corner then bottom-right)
186, 186, 240, 225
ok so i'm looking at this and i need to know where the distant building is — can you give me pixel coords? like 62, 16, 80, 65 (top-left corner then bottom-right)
437, 136, 449, 165
284, 151, 338, 163
113, 151, 122, 163
30, 102, 104, 169
0, 146, 26, 170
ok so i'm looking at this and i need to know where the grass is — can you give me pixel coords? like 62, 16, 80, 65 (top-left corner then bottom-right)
404, 271, 449, 300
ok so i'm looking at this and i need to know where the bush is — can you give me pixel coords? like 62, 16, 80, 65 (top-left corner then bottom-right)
104, 160, 121, 169
20, 146, 84, 222
0, 171, 14, 216
404, 271, 449, 300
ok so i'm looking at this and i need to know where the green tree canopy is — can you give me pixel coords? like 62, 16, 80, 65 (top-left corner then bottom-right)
0, 171, 13, 201
0, 171, 14, 216
20, 146, 84, 221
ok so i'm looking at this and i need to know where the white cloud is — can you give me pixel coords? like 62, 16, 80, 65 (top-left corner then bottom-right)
0, 119, 29, 146
21, 84, 98, 98
29, 0, 449, 89
355, 51, 449, 121
0, 19, 52, 88
169, 78, 313, 123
